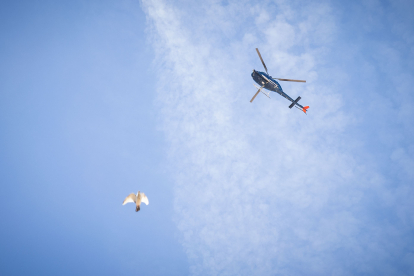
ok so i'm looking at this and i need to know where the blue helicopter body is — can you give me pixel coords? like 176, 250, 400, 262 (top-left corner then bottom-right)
251, 49, 309, 113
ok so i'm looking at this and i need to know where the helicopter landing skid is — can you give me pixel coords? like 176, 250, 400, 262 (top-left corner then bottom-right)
253, 84, 270, 98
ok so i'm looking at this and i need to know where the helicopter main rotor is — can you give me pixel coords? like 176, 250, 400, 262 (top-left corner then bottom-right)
256, 48, 268, 74
255, 48, 306, 83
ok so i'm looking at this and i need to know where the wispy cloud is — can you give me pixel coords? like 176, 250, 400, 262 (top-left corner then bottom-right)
142, 0, 414, 274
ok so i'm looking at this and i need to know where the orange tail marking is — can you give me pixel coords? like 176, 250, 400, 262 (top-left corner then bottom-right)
303, 106, 309, 113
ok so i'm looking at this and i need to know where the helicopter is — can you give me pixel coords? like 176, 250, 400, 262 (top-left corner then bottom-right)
251, 48, 309, 114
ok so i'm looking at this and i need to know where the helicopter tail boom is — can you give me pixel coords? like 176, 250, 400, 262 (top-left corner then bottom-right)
289, 96, 301, 109
289, 96, 309, 114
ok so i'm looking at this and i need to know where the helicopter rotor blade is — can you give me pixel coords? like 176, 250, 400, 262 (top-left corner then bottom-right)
256, 48, 268, 74
275, 78, 306, 83
250, 86, 263, 103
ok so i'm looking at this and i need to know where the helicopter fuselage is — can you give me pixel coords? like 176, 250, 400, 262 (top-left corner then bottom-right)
251, 70, 305, 109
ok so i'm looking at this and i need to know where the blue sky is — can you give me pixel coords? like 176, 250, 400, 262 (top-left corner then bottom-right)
1, 0, 414, 275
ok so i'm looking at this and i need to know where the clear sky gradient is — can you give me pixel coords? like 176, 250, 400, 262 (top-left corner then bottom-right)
1, 0, 414, 275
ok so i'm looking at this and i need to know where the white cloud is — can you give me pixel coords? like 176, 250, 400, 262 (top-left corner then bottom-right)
142, 0, 414, 274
